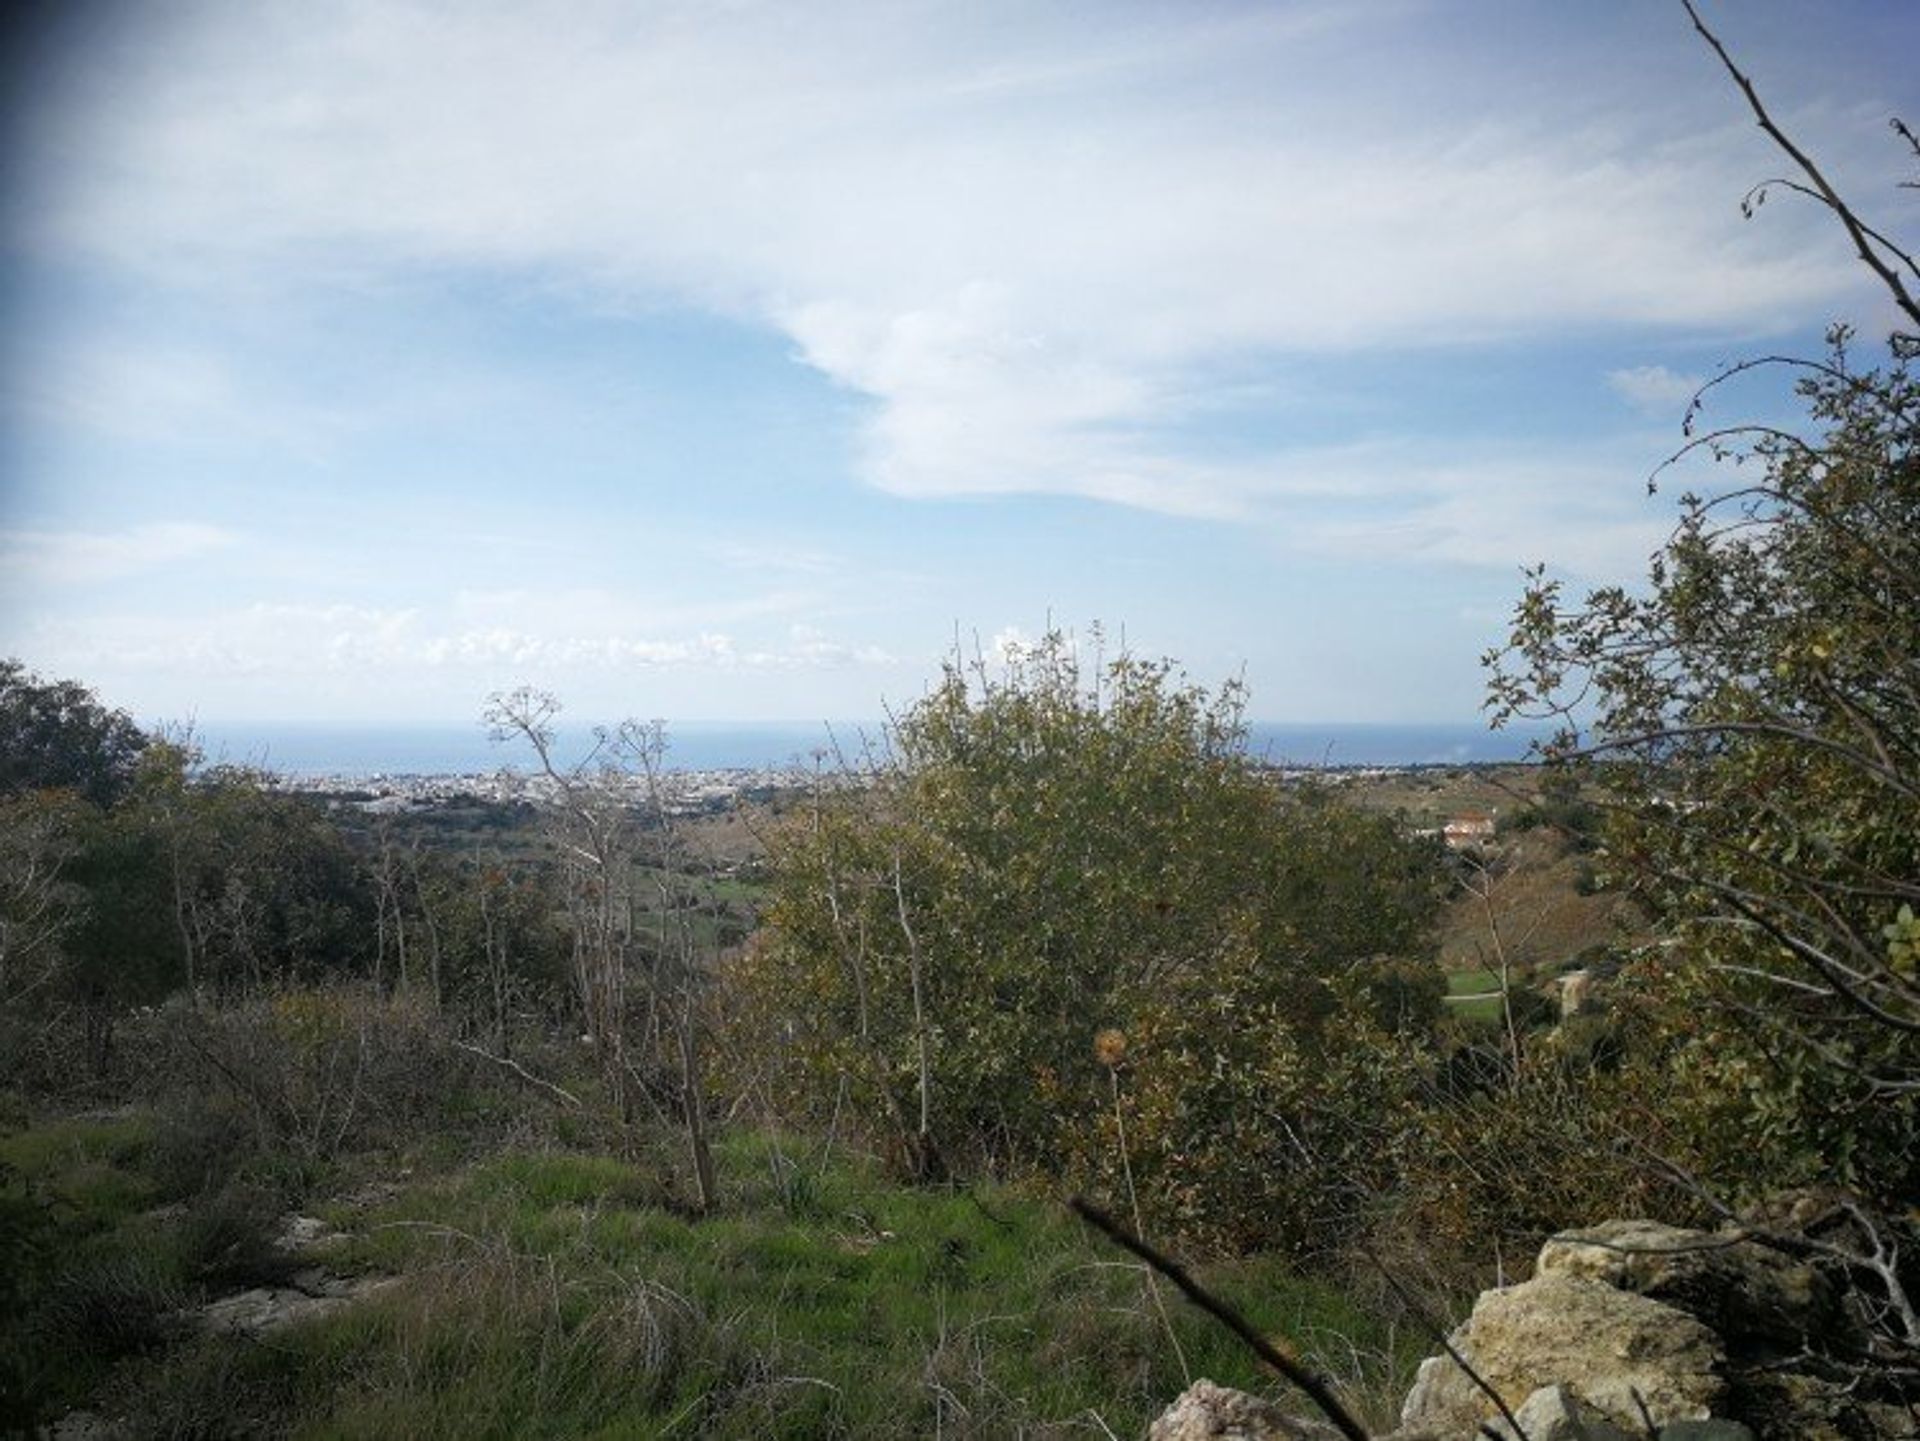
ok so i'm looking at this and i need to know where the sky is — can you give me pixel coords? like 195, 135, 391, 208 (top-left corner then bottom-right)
1, 0, 1914, 729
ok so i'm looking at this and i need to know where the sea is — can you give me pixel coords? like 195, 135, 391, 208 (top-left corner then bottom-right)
184, 720, 1554, 779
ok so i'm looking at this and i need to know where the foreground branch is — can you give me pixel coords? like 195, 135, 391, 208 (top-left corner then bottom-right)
1682, 0, 1920, 331
1068, 1198, 1372, 1441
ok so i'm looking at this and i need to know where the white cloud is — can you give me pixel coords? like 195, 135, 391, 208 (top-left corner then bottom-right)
988, 626, 1035, 663
21, 601, 893, 681
447, 586, 819, 636
12, 0, 1885, 522
0, 523, 240, 583
5, 333, 356, 454
1606, 364, 1705, 418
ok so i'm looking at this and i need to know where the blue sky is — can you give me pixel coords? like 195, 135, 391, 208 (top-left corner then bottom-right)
2, 0, 1914, 727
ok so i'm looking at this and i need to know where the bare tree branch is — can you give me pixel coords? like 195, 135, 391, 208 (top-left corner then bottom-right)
1683, 0, 1920, 328
1068, 1197, 1373, 1441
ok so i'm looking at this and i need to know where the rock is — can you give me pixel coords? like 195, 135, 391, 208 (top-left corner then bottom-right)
1558, 971, 1594, 1018
1482, 1384, 1634, 1441
41, 1410, 133, 1440
1398, 1274, 1722, 1437
1537, 1219, 1837, 1350
1659, 1422, 1755, 1440
183, 1272, 398, 1338
1727, 1368, 1918, 1441
1152, 1207, 1916, 1441
1148, 1379, 1346, 1441
273, 1213, 345, 1255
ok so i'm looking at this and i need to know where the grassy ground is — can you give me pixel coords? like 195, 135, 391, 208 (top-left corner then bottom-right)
1443, 966, 1506, 1025
3, 1104, 1421, 1439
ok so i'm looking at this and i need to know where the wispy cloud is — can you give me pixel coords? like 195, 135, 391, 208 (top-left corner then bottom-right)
1, 523, 240, 583
6, 334, 353, 454
1607, 364, 1705, 418
26, 602, 894, 680
13, 1, 1883, 520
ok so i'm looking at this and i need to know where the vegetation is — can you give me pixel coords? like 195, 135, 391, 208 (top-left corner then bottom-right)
0, 658, 149, 808
2, 15, 1917, 1437
1, 1007, 1421, 1437
735, 633, 1446, 1249
1487, 123, 1920, 1212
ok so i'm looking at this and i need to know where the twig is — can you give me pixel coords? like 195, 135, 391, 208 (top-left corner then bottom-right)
1681, 0, 1920, 330
1358, 1244, 1528, 1441
1629, 1385, 1659, 1439
1067, 1198, 1371, 1441
1106, 1061, 1191, 1386
452, 1039, 583, 1108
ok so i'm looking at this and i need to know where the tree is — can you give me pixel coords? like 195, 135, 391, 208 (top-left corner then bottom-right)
740, 630, 1445, 1241
0, 790, 90, 1010
485, 689, 718, 1211
1487, 8, 1919, 1206
0, 665, 156, 1064
0, 660, 147, 809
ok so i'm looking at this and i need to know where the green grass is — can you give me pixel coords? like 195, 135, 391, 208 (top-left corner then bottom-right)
1445, 962, 1570, 1029
1, 1104, 323, 1427
1, 1111, 155, 1195
280, 1133, 1415, 1438
4, 1102, 1421, 1438
1445, 967, 1499, 996
1444, 968, 1507, 1024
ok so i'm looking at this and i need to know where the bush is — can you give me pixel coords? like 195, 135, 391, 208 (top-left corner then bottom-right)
1385, 1058, 1700, 1276
44, 1248, 180, 1345
148, 1093, 258, 1200
158, 985, 483, 1172
737, 632, 1447, 1248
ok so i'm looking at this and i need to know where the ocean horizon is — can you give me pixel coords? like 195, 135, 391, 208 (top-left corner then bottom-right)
180, 719, 1554, 778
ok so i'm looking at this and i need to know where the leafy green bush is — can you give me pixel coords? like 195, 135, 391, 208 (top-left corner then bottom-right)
736, 632, 1447, 1249
1490, 326, 1920, 1209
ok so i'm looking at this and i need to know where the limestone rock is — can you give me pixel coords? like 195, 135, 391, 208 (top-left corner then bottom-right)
1728, 1367, 1918, 1441
42, 1411, 133, 1440
1538, 1219, 1836, 1349
273, 1213, 346, 1256
1398, 1273, 1722, 1436
1148, 1379, 1345, 1441
1659, 1422, 1756, 1440
1482, 1384, 1634, 1441
183, 1271, 397, 1338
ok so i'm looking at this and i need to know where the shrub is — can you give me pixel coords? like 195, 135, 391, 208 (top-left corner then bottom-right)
159, 985, 482, 1171
739, 631, 1447, 1249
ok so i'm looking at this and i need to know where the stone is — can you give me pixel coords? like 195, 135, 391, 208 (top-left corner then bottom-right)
182, 1273, 398, 1338
1398, 1274, 1723, 1437
43, 1411, 133, 1440
1558, 971, 1594, 1018
1537, 1219, 1836, 1349
1483, 1384, 1634, 1441
1658, 1422, 1755, 1440
1728, 1368, 1918, 1441
273, 1213, 345, 1254
1149, 1379, 1347, 1441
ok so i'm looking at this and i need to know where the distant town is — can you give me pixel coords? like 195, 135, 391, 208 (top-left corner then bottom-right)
273, 757, 1494, 823
276, 764, 819, 816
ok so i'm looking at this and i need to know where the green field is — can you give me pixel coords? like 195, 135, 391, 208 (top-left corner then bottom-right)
1, 1103, 1422, 1438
